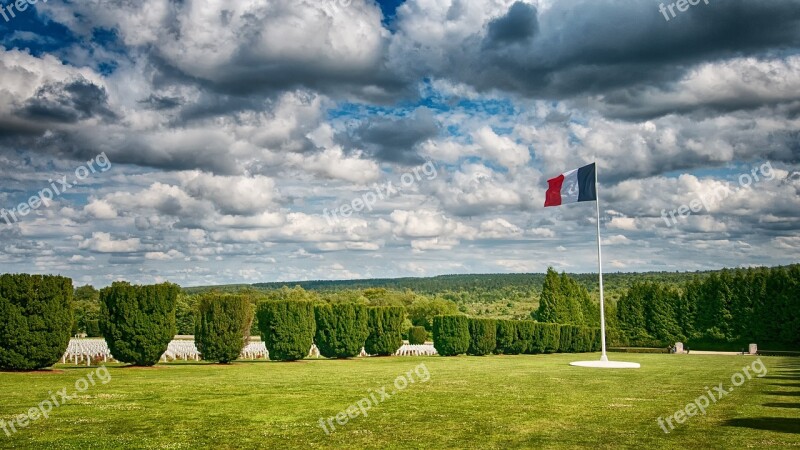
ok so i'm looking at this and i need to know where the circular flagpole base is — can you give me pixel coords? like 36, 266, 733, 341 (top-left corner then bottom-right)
570, 360, 641, 369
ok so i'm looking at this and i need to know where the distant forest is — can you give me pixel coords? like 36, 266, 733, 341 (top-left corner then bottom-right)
249, 271, 705, 294
72, 265, 797, 351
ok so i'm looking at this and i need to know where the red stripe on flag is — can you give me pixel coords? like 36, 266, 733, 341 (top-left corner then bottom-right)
544, 174, 564, 207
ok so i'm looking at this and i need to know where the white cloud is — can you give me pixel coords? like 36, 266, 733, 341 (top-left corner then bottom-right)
472, 126, 531, 169
79, 232, 141, 253
185, 173, 279, 216
84, 199, 118, 219
145, 250, 186, 260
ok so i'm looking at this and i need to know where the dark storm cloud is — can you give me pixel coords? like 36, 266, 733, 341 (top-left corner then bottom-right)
436, 0, 800, 118
17, 78, 117, 123
484, 1, 538, 47
135, 3, 412, 106
138, 94, 183, 110
338, 109, 440, 164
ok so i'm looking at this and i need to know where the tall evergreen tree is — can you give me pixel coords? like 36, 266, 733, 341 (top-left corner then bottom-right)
195, 293, 254, 363
645, 284, 683, 344
536, 268, 564, 323
560, 273, 585, 326
314, 303, 370, 358
0, 274, 74, 370
364, 306, 404, 356
100, 282, 179, 366
256, 300, 316, 361
617, 283, 649, 344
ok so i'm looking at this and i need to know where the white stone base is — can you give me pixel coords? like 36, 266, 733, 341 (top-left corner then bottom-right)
569, 360, 641, 369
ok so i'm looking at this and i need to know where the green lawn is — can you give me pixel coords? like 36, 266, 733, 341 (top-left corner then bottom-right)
1, 354, 798, 449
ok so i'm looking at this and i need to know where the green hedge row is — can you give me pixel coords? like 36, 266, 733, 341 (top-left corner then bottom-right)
314, 303, 369, 358
365, 306, 404, 356
434, 316, 600, 356
0, 274, 74, 370
432, 315, 470, 356
257, 300, 316, 361
195, 293, 254, 364
257, 302, 405, 360
100, 282, 180, 366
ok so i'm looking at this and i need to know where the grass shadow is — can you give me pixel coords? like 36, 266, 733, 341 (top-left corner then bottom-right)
763, 375, 800, 381
765, 391, 800, 397
769, 383, 800, 388
763, 403, 800, 409
723, 417, 800, 434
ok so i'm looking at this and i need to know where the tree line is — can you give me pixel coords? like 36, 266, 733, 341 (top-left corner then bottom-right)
615, 265, 799, 350
4, 263, 796, 371
0, 275, 411, 369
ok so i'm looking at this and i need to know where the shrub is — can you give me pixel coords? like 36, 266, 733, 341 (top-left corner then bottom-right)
315, 303, 369, 358
407, 326, 428, 345
559, 324, 578, 352
495, 320, 517, 354
100, 282, 179, 366
582, 327, 599, 352
195, 293, 254, 363
594, 328, 605, 351
365, 306, 404, 356
516, 321, 536, 354
541, 323, 561, 353
433, 315, 470, 356
555, 325, 597, 353
468, 318, 497, 356
530, 323, 547, 354
257, 300, 316, 361
0, 274, 74, 370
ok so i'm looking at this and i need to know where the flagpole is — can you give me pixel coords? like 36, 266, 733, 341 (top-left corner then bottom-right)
594, 163, 609, 362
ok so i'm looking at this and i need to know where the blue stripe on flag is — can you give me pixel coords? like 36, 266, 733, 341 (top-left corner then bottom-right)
577, 163, 597, 202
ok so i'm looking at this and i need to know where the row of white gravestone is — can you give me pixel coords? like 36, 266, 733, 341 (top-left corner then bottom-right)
61, 339, 439, 364
673, 342, 758, 354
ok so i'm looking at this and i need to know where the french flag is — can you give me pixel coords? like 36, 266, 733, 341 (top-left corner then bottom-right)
544, 163, 597, 207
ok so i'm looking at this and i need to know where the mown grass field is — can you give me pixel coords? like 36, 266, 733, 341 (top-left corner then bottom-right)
1, 354, 798, 449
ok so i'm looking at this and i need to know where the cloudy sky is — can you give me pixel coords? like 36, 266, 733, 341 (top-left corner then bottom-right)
0, 0, 798, 287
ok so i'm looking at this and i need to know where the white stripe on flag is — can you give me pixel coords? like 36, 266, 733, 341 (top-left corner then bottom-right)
561, 168, 580, 204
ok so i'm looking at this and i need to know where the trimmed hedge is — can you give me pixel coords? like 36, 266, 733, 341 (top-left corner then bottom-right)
516, 321, 535, 354
468, 318, 497, 356
433, 315, 470, 356
529, 322, 547, 354
257, 300, 316, 361
559, 324, 577, 353
557, 325, 599, 353
100, 282, 179, 366
195, 293, 254, 363
315, 303, 369, 358
428, 315, 601, 357
408, 326, 428, 345
540, 323, 561, 353
495, 320, 517, 354
0, 274, 74, 370
365, 306, 404, 356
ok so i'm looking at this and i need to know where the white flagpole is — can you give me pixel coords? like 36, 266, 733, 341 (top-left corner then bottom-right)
594, 163, 609, 362
569, 163, 639, 369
